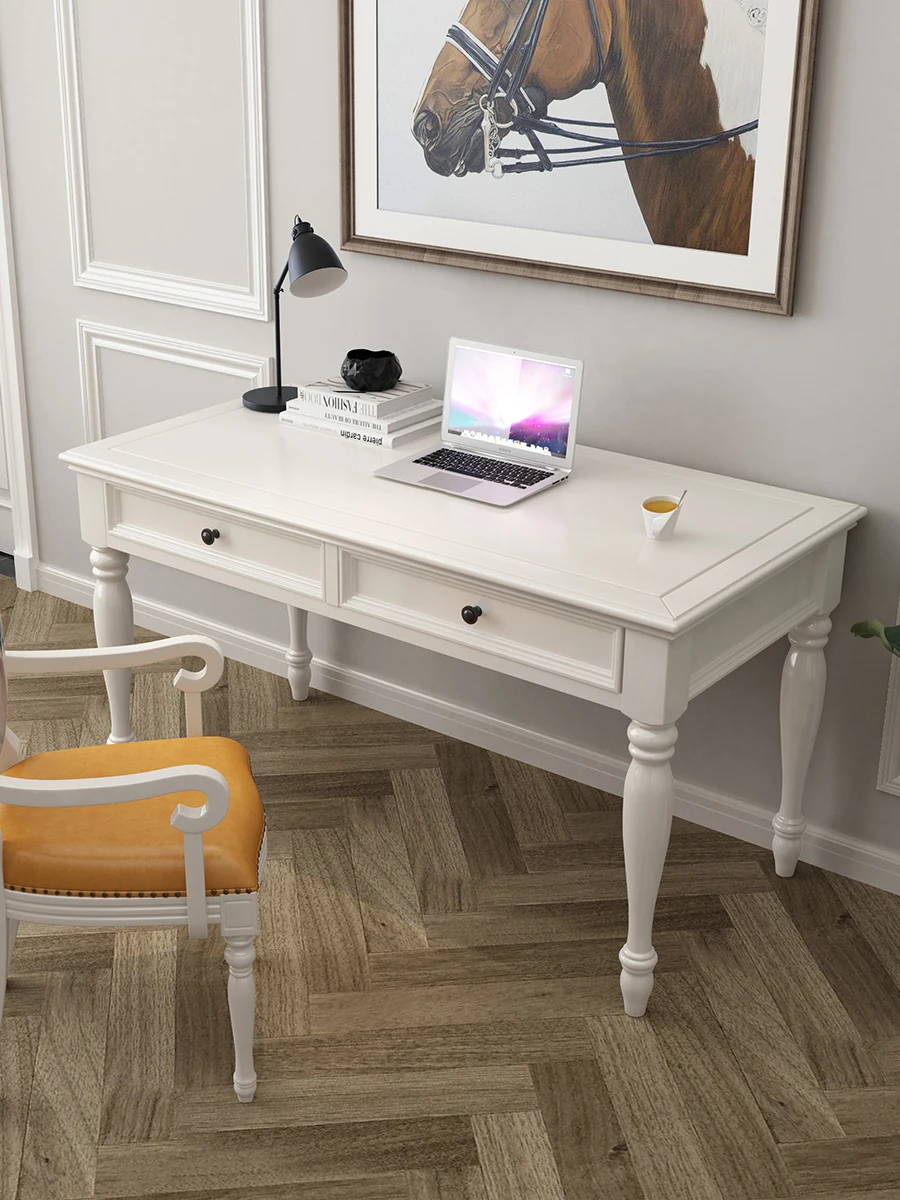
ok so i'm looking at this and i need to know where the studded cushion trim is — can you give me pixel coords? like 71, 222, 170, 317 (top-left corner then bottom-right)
4, 885, 258, 897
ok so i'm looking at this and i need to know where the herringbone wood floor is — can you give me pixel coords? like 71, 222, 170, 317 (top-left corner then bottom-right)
2, 579, 900, 1200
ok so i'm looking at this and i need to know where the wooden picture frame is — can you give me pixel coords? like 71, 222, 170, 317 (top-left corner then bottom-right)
340, 0, 821, 315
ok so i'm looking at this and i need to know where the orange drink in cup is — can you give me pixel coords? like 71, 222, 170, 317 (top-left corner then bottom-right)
642, 494, 683, 541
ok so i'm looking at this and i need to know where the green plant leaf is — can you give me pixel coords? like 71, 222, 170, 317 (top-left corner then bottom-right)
852, 619, 900, 657
851, 620, 884, 640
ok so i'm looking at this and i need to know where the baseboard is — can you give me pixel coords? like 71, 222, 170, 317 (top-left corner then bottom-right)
0, 491, 36, 589
13, 553, 36, 592
35, 560, 900, 896
313, 660, 900, 896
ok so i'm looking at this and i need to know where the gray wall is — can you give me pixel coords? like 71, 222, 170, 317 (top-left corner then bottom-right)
1, 1, 897, 852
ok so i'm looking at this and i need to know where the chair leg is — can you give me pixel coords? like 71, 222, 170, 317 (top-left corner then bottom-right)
224, 933, 257, 1102
6, 918, 17, 976
0, 918, 13, 1026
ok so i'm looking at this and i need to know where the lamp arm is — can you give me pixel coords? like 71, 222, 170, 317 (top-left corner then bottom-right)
273, 255, 291, 395
273, 256, 291, 294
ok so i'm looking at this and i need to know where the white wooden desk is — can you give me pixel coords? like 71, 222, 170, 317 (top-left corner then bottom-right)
62, 401, 865, 1016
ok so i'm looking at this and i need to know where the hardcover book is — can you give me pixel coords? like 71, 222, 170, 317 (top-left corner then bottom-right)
279, 409, 440, 449
300, 378, 433, 419
286, 396, 441, 434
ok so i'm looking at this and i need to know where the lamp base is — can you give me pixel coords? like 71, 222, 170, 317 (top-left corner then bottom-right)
242, 385, 299, 414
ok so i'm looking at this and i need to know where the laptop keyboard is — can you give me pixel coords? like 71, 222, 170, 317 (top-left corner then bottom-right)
414, 448, 554, 489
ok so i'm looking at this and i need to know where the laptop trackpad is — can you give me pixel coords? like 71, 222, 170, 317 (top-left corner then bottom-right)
422, 472, 480, 494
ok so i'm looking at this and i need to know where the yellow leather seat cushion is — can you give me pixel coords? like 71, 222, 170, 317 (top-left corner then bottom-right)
0, 737, 265, 897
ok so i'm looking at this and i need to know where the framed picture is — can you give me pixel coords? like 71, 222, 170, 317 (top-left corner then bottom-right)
340, 0, 820, 315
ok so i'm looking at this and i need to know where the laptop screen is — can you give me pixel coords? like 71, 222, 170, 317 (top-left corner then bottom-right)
446, 344, 577, 461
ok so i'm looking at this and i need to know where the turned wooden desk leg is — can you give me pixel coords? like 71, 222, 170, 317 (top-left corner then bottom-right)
773, 614, 831, 877
286, 605, 312, 702
619, 720, 678, 1017
91, 547, 136, 744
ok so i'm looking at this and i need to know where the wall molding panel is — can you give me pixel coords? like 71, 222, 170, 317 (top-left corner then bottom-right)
877, 594, 900, 796
54, 0, 270, 320
76, 320, 271, 441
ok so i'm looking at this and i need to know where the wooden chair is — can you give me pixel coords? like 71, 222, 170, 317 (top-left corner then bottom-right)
0, 633, 265, 1102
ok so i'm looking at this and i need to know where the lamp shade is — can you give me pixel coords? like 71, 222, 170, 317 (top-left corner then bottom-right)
288, 221, 348, 298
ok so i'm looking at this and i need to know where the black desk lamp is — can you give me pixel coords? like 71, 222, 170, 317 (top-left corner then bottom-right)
243, 215, 348, 414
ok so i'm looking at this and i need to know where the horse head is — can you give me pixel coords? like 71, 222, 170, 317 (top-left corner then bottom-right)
413, 0, 608, 177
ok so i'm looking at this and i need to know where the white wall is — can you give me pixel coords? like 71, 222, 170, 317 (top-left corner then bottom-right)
0, 1, 898, 872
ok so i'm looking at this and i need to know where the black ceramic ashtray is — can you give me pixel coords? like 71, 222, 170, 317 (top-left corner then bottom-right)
341, 349, 402, 393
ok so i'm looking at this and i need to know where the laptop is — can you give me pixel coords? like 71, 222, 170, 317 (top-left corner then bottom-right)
374, 339, 583, 507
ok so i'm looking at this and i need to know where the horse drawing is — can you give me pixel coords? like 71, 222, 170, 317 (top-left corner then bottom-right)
412, 0, 767, 254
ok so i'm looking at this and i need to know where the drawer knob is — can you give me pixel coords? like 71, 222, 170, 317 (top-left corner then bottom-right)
200, 527, 221, 546
461, 604, 483, 626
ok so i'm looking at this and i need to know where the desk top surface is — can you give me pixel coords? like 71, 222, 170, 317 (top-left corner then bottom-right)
63, 402, 865, 632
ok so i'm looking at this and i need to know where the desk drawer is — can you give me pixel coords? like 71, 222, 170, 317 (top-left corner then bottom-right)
111, 490, 325, 599
338, 549, 623, 693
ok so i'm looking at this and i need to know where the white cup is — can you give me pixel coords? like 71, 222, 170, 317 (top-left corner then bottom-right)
642, 494, 682, 541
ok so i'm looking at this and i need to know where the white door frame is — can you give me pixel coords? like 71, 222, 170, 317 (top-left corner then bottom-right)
0, 84, 38, 589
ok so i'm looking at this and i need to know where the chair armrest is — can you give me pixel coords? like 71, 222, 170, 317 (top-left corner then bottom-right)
5, 636, 225, 739
0, 764, 229, 937
5, 635, 225, 691
0, 762, 229, 820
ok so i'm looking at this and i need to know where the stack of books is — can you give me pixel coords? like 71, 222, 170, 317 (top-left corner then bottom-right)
279, 378, 441, 449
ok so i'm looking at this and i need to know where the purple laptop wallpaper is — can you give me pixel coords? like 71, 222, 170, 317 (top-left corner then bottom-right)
447, 346, 576, 459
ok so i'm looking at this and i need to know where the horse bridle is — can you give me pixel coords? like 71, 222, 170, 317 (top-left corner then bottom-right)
445, 0, 760, 176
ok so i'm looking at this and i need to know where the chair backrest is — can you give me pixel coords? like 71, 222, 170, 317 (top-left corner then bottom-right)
0, 623, 47, 1015
0, 621, 27, 771
0, 615, 7, 756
